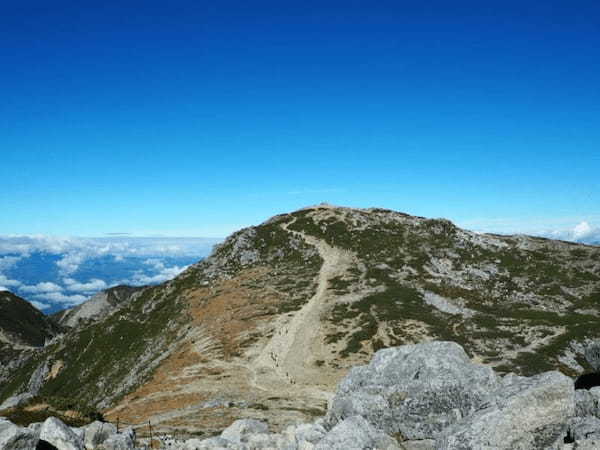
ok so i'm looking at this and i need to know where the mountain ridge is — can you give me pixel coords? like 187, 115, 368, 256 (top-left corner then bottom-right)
1, 204, 600, 436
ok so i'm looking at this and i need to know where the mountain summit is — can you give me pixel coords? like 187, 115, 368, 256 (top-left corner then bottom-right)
1, 205, 600, 435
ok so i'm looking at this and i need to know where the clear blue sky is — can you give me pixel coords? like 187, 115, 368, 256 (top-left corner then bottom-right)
1, 1, 599, 237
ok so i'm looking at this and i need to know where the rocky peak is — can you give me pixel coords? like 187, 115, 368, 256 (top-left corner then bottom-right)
55, 285, 143, 328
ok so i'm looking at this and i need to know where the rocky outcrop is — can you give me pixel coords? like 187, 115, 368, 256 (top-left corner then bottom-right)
326, 341, 500, 439
0, 418, 38, 449
0, 417, 137, 450
324, 341, 575, 449
39, 417, 85, 450
56, 285, 142, 328
82, 420, 118, 449
314, 416, 401, 450
436, 371, 574, 449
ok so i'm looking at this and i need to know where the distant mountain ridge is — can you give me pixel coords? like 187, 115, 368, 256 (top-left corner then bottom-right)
53, 285, 143, 328
0, 291, 60, 349
1, 205, 600, 436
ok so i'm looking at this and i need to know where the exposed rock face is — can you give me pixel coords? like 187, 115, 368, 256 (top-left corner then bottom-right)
314, 415, 401, 450
39, 416, 84, 450
584, 340, 600, 372
96, 427, 135, 450
0, 417, 38, 449
56, 285, 142, 329
437, 371, 574, 449
326, 341, 499, 439
82, 420, 118, 449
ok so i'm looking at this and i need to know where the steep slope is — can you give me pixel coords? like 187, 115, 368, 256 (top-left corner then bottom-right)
2, 205, 600, 437
0, 291, 62, 391
0, 291, 60, 349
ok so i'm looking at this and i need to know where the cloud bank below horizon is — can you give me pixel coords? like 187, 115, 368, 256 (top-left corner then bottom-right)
0, 235, 221, 311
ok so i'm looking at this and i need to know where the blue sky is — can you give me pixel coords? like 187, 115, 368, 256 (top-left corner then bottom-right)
1, 1, 599, 238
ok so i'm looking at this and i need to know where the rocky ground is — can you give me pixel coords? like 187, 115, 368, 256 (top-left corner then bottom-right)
3, 340, 600, 449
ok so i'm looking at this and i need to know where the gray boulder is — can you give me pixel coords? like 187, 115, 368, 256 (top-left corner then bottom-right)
574, 439, 600, 449
436, 371, 574, 449
285, 422, 327, 447
314, 415, 401, 450
39, 416, 84, 450
401, 440, 436, 450
183, 436, 238, 448
244, 432, 296, 449
568, 416, 600, 442
0, 418, 39, 449
28, 422, 43, 436
81, 420, 118, 449
575, 387, 600, 418
326, 341, 499, 440
97, 427, 135, 450
220, 419, 269, 444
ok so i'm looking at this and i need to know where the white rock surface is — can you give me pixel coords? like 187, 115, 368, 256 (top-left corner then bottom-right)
39, 417, 84, 450
220, 419, 269, 444
314, 415, 401, 450
0, 418, 39, 449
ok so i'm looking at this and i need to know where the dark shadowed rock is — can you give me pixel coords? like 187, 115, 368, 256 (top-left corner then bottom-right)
584, 341, 600, 372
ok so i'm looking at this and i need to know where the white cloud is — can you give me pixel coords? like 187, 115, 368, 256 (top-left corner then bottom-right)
0, 255, 22, 271
20, 282, 63, 294
0, 235, 219, 257
30, 300, 50, 310
33, 292, 87, 306
0, 286, 8, 291
573, 221, 595, 240
63, 278, 108, 292
56, 252, 87, 275
0, 274, 21, 287
0, 235, 220, 308
538, 221, 600, 244
126, 264, 189, 285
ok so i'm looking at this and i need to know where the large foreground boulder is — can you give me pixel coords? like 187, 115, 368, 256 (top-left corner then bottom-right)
39, 417, 84, 450
436, 371, 574, 449
326, 341, 575, 449
326, 341, 500, 439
